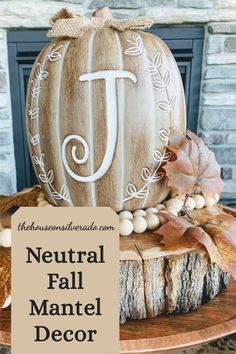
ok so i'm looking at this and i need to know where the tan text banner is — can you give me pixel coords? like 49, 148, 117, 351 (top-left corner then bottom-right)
12, 207, 119, 354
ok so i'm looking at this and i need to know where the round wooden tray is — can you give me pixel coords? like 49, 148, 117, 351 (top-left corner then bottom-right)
120, 280, 236, 353
1, 281, 236, 352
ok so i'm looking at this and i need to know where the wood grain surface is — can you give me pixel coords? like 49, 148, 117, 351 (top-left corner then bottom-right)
26, 14, 186, 211
1, 281, 236, 352
120, 279, 236, 354
120, 207, 231, 324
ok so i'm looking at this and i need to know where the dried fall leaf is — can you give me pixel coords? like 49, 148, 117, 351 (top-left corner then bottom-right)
0, 185, 41, 214
184, 226, 230, 275
153, 211, 194, 248
163, 130, 224, 197
204, 214, 236, 276
0, 186, 42, 229
0, 248, 11, 309
154, 210, 236, 279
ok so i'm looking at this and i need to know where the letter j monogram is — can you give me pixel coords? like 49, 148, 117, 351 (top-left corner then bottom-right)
62, 70, 137, 183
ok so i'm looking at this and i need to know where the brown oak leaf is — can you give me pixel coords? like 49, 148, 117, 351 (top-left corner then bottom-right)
0, 247, 11, 309
0, 186, 41, 228
154, 210, 236, 279
0, 185, 41, 214
163, 130, 224, 197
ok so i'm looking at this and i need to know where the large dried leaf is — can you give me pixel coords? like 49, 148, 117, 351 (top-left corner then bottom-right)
163, 130, 224, 197
0, 185, 41, 214
155, 209, 236, 279
0, 186, 42, 228
153, 212, 193, 247
0, 248, 11, 309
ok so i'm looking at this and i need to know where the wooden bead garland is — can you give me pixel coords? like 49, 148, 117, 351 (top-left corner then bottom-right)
2, 295, 11, 309
205, 196, 216, 207
193, 195, 205, 209
184, 197, 195, 211
118, 193, 219, 236
133, 209, 147, 217
215, 193, 220, 203
35, 191, 219, 237
145, 214, 160, 230
119, 219, 134, 236
166, 207, 178, 216
145, 207, 158, 214
166, 198, 184, 212
0, 228, 11, 248
154, 204, 166, 211
119, 211, 133, 220
133, 217, 147, 234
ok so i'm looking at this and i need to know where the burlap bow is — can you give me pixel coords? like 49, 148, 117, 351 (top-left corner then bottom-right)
47, 7, 154, 38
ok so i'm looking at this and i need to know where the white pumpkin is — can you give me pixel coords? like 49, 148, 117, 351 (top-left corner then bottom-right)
26, 7, 186, 212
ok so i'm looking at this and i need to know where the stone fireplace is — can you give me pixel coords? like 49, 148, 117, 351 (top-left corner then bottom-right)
1, 0, 236, 205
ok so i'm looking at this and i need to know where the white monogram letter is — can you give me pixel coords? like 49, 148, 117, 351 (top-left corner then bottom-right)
62, 70, 137, 182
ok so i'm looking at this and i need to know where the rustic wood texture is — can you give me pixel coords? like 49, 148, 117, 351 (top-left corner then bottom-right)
120, 232, 231, 324
120, 205, 235, 325
120, 280, 236, 354
25, 9, 186, 212
1, 282, 236, 351
0, 249, 11, 310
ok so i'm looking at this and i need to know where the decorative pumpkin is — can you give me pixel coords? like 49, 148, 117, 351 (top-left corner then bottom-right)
25, 7, 186, 212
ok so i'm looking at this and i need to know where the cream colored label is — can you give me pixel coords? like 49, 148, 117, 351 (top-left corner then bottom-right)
12, 207, 119, 354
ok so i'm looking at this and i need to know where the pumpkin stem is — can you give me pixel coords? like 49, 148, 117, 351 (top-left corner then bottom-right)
93, 6, 113, 19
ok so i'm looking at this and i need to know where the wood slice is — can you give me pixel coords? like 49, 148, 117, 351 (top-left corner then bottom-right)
120, 232, 231, 324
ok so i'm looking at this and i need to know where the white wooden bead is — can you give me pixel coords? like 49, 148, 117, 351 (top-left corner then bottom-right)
2, 295, 11, 309
145, 207, 158, 214
205, 196, 216, 207
214, 193, 220, 203
185, 197, 195, 211
119, 219, 133, 236
145, 214, 160, 231
119, 211, 133, 220
166, 198, 184, 212
154, 204, 166, 211
133, 216, 147, 234
0, 228, 11, 248
133, 209, 147, 217
193, 195, 205, 209
166, 207, 178, 216
179, 195, 186, 201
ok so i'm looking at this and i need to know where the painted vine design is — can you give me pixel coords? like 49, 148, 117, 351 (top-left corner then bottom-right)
27, 46, 71, 203
123, 35, 175, 203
